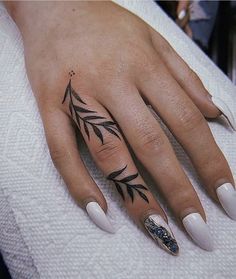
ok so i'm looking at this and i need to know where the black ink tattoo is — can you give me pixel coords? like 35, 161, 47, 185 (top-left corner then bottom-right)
107, 165, 149, 203
62, 77, 121, 144
69, 70, 75, 77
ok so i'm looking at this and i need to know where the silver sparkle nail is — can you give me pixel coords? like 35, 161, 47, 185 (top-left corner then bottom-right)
144, 214, 179, 256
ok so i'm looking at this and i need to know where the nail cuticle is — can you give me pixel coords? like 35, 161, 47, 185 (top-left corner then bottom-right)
214, 178, 235, 191
180, 207, 205, 222
82, 196, 105, 210
140, 209, 168, 224
86, 201, 115, 234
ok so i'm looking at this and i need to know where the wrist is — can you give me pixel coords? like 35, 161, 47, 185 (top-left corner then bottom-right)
4, 2, 93, 40
4, 2, 39, 36
4, 2, 25, 26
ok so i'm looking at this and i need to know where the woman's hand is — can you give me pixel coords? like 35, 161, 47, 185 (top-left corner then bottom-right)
5, 1, 236, 255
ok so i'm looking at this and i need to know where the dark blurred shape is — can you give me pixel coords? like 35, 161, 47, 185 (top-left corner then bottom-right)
156, 1, 236, 83
156, 0, 218, 52
189, 1, 219, 52
157, 1, 177, 20
0, 252, 12, 279
210, 1, 236, 82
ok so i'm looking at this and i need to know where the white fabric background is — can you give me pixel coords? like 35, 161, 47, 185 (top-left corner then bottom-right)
0, 1, 236, 278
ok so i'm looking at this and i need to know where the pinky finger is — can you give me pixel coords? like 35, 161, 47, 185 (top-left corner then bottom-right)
41, 108, 115, 233
149, 27, 236, 130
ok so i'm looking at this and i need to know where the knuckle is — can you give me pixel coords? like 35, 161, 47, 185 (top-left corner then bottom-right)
157, 39, 172, 55
200, 150, 227, 175
93, 139, 122, 162
135, 127, 165, 155
188, 69, 200, 82
177, 106, 205, 133
182, 68, 200, 85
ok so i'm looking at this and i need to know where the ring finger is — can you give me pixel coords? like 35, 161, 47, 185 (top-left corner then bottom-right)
138, 56, 236, 221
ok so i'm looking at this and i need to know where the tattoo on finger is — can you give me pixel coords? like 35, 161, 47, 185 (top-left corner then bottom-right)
107, 165, 149, 203
62, 75, 121, 144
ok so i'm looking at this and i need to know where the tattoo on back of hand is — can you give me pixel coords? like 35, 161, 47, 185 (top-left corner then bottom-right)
62, 76, 121, 144
107, 165, 149, 203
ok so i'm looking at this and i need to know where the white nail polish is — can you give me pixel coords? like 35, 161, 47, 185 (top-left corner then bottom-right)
178, 10, 186, 20
86, 201, 115, 234
144, 214, 179, 255
211, 96, 236, 131
182, 213, 213, 251
216, 183, 236, 220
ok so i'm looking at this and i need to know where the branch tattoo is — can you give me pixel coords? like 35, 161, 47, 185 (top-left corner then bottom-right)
107, 165, 149, 203
62, 73, 149, 204
62, 75, 121, 144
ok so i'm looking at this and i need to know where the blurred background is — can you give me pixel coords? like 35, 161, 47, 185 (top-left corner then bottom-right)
156, 0, 236, 85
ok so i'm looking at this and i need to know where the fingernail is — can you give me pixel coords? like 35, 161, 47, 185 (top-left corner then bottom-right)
86, 201, 115, 234
178, 10, 186, 20
182, 213, 213, 251
211, 96, 236, 131
216, 183, 236, 220
144, 214, 179, 256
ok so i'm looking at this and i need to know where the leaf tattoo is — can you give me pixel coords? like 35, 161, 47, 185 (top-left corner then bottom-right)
107, 165, 149, 203
62, 78, 121, 144
72, 88, 86, 105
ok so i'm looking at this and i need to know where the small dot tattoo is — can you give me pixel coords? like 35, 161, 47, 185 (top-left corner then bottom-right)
69, 70, 75, 77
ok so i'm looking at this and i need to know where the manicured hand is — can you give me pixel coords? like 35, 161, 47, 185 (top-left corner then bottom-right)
5, 1, 236, 255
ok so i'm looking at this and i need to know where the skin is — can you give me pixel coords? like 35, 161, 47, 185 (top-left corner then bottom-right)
5, 1, 234, 238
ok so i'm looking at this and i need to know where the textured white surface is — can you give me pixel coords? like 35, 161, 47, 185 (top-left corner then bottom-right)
0, 1, 236, 278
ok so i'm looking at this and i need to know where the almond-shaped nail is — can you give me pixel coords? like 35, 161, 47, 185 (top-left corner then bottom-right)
216, 183, 236, 220
178, 9, 186, 20
86, 201, 115, 233
211, 96, 236, 131
182, 213, 213, 251
144, 214, 179, 256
